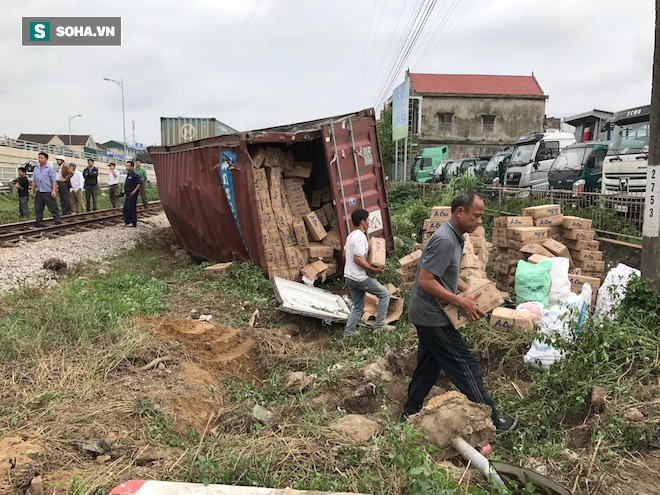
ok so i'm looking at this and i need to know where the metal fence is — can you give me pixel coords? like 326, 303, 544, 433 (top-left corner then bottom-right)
481, 186, 644, 242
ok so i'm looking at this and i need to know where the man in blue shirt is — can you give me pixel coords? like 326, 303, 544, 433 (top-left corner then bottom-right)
122, 160, 143, 227
30, 152, 61, 228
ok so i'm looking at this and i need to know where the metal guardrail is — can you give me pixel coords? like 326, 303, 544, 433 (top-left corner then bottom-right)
481, 186, 644, 241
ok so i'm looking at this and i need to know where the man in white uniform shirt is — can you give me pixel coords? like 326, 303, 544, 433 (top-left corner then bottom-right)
343, 208, 395, 338
107, 163, 120, 208
69, 163, 85, 214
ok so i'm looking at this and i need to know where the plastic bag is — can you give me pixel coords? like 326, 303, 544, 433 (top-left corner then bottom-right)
594, 263, 640, 319
516, 301, 544, 324
545, 257, 573, 305
524, 284, 592, 370
515, 260, 552, 307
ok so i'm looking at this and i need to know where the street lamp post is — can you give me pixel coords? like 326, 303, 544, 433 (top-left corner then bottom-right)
103, 77, 127, 163
68, 114, 82, 146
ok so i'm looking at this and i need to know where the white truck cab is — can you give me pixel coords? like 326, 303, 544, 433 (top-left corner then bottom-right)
504, 131, 577, 190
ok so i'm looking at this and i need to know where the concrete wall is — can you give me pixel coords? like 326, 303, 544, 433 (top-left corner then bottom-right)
416, 94, 546, 159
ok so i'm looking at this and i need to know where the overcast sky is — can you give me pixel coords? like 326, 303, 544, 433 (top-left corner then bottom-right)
1, 0, 655, 146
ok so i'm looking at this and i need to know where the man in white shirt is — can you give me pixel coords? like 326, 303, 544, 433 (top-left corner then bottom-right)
343, 208, 394, 338
107, 163, 120, 208
69, 163, 85, 214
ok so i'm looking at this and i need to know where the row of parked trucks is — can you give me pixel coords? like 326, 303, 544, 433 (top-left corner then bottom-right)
411, 104, 651, 206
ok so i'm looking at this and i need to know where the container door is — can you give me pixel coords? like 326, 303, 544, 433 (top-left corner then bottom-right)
320, 113, 394, 255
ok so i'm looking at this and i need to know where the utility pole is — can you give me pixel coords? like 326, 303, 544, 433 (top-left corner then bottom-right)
641, 0, 660, 292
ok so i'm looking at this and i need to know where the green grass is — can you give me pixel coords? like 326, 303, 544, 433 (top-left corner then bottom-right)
0, 185, 160, 224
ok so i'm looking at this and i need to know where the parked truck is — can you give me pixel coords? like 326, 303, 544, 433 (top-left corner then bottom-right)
504, 131, 576, 192
601, 104, 650, 218
411, 146, 449, 183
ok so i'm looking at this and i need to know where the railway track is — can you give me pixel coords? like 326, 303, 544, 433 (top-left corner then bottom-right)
0, 201, 163, 247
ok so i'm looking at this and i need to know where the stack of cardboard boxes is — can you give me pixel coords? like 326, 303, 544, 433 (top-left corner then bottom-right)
461, 226, 488, 285
421, 206, 452, 247
252, 146, 341, 282
397, 249, 422, 290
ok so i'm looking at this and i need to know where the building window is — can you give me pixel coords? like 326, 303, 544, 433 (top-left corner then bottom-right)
438, 113, 453, 133
482, 116, 495, 133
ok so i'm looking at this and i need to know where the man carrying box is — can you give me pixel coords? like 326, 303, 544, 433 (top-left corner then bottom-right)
344, 209, 395, 338
402, 191, 517, 434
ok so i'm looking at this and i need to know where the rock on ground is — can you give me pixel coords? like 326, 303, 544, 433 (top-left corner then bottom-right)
330, 414, 382, 445
0, 214, 170, 292
409, 391, 495, 457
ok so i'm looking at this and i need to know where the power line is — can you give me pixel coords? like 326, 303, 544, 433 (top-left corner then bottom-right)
374, 0, 439, 111
410, 0, 462, 69
372, 0, 436, 110
350, 0, 379, 107
355, 0, 389, 106
364, 0, 412, 107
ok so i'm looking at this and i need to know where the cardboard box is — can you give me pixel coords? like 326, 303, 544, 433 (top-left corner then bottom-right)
543, 239, 572, 259
314, 208, 329, 227
397, 269, 416, 284
495, 253, 510, 264
535, 215, 564, 227
292, 219, 310, 249
460, 268, 487, 280
322, 227, 342, 251
361, 290, 404, 325
563, 238, 600, 251
547, 225, 562, 236
285, 161, 313, 178
303, 211, 327, 241
284, 177, 304, 193
302, 260, 328, 283
569, 274, 601, 293
567, 267, 582, 276
463, 252, 482, 269
285, 246, 299, 269
203, 262, 233, 278
522, 204, 561, 219
493, 227, 508, 238
494, 216, 534, 228
494, 261, 509, 274
311, 190, 322, 209
507, 239, 525, 250
443, 280, 504, 329
322, 203, 338, 228
280, 229, 296, 247
573, 259, 605, 272
308, 242, 334, 259
582, 271, 602, 279
468, 235, 486, 250
251, 147, 268, 168
527, 254, 551, 264
490, 307, 535, 331
563, 216, 593, 230
472, 226, 485, 237
430, 206, 451, 221
368, 236, 387, 268
570, 250, 604, 262
321, 186, 332, 204
507, 227, 548, 242
400, 281, 415, 291
425, 219, 444, 232
467, 278, 490, 288
519, 243, 554, 257
492, 236, 508, 248
562, 229, 596, 241
325, 263, 338, 277
399, 249, 423, 273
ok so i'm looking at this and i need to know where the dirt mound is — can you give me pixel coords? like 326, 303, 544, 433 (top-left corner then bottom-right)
0, 437, 43, 494
137, 317, 256, 379
409, 391, 495, 458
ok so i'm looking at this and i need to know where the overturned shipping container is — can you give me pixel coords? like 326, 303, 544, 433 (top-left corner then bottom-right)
148, 108, 394, 279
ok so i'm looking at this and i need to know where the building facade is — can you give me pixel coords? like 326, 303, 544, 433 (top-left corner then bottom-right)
406, 72, 548, 159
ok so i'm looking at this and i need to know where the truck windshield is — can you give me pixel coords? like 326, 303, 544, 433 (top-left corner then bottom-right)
609, 120, 650, 154
509, 143, 536, 165
485, 155, 504, 173
551, 147, 588, 172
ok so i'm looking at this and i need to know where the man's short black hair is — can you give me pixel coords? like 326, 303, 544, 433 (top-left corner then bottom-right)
17, 167, 26, 173
109, 162, 116, 167
87, 158, 94, 163
127, 160, 135, 167
451, 190, 481, 213
38, 152, 48, 159
136, 158, 142, 163
351, 208, 369, 227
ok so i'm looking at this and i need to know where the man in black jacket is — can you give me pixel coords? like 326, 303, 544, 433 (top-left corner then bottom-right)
83, 158, 99, 211
15, 167, 30, 218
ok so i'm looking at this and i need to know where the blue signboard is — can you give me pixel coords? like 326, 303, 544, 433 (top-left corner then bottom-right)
392, 78, 410, 141
220, 151, 250, 256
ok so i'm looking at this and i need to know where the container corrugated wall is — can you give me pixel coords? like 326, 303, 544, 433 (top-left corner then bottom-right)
160, 117, 238, 146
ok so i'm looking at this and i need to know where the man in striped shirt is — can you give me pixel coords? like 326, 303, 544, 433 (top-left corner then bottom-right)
402, 191, 516, 434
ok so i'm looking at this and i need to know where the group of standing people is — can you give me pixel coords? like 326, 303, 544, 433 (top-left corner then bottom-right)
15, 152, 149, 228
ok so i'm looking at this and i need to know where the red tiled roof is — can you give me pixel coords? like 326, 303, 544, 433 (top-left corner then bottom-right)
408, 73, 545, 96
